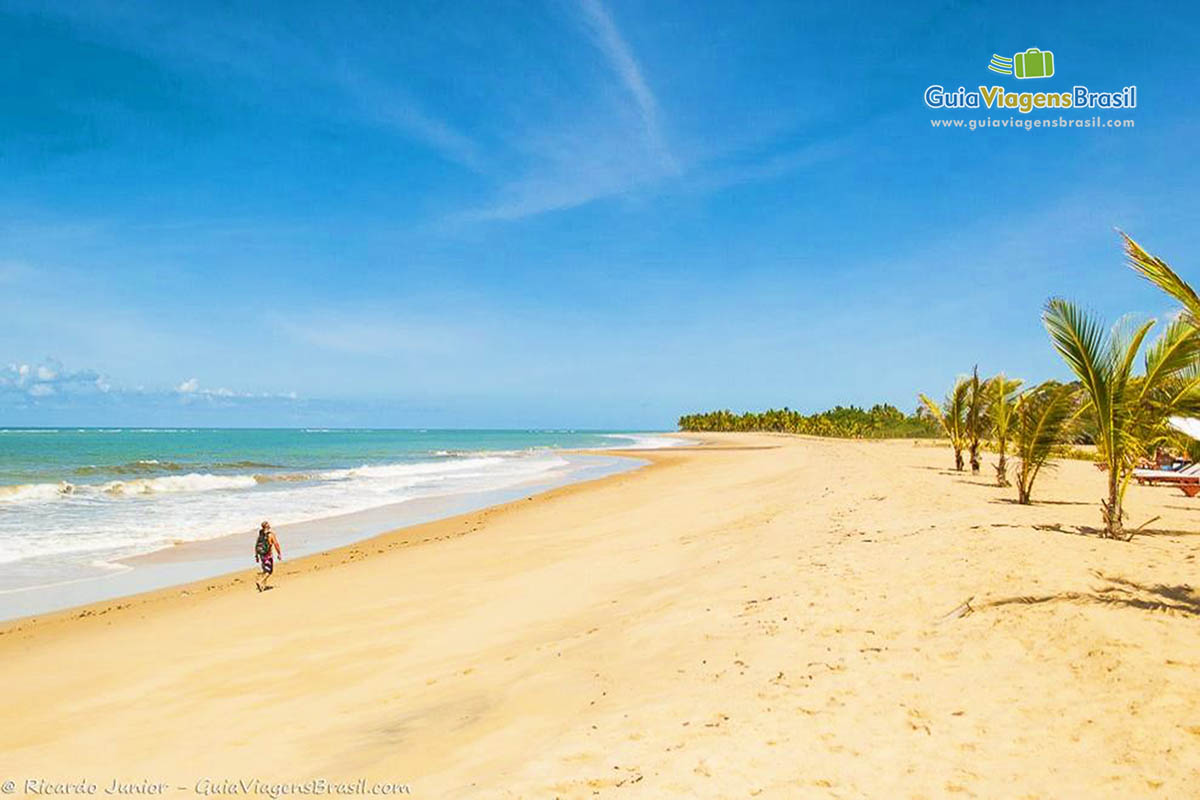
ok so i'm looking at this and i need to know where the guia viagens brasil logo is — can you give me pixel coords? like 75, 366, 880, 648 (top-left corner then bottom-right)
925, 47, 1136, 113
988, 48, 1054, 79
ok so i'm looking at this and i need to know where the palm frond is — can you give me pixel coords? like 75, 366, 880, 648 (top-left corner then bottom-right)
918, 393, 950, 437
1122, 231, 1200, 324
1110, 317, 1156, 411
1012, 381, 1077, 502
984, 373, 1023, 442
1142, 316, 1200, 394
1043, 299, 1111, 405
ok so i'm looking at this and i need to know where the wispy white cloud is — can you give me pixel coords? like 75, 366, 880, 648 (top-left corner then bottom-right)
330, 64, 484, 172
463, 0, 857, 222
681, 138, 849, 196
466, 119, 666, 221
468, 127, 851, 222
576, 0, 676, 173
456, 0, 686, 222
12, 0, 851, 228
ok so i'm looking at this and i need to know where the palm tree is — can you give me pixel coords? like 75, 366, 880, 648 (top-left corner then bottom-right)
1122, 231, 1200, 463
1043, 299, 1200, 538
920, 377, 971, 470
1012, 381, 1077, 504
985, 373, 1024, 486
965, 366, 986, 474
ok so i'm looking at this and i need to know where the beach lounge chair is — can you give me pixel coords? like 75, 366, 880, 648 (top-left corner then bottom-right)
1179, 482, 1200, 498
1132, 463, 1200, 495
1132, 461, 1200, 485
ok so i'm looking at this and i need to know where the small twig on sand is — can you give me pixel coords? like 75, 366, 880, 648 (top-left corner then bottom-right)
1125, 515, 1161, 541
939, 596, 975, 622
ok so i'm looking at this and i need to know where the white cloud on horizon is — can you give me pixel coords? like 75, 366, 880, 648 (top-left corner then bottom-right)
173, 376, 297, 402
0, 358, 298, 407
0, 358, 109, 399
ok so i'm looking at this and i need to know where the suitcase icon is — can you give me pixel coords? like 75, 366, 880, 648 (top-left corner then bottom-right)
1013, 48, 1054, 79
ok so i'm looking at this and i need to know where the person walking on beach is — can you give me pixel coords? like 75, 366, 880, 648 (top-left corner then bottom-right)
254, 521, 281, 592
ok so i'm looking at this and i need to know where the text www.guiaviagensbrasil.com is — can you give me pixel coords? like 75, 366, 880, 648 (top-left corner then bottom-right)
930, 116, 1134, 131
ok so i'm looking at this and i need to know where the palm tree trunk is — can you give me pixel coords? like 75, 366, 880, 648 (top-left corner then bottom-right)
995, 450, 1009, 487
954, 448, 964, 471
969, 441, 980, 474
1017, 463, 1031, 503
1102, 466, 1124, 539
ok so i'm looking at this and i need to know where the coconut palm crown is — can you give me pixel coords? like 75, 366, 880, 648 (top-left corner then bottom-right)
1043, 299, 1200, 538
1011, 381, 1077, 504
920, 377, 971, 471
985, 373, 1024, 487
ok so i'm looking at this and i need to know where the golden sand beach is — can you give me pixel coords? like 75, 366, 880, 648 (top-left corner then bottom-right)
2, 433, 1198, 797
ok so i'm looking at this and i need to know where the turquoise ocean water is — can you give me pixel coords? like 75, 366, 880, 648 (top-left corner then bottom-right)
0, 428, 675, 597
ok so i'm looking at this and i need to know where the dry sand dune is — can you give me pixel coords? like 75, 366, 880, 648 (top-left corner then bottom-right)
2, 433, 1199, 798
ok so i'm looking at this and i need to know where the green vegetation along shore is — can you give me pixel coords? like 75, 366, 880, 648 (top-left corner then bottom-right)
677, 404, 940, 439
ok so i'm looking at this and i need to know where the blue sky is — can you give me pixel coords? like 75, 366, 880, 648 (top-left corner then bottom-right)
2, 0, 1198, 428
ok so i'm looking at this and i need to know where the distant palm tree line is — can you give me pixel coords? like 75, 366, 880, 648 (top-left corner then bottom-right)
678, 404, 941, 439
680, 234, 1200, 542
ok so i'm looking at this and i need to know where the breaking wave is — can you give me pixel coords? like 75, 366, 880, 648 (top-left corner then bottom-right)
0, 456, 543, 506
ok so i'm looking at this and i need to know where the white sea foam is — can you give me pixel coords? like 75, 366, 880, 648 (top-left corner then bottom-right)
600, 433, 692, 449
320, 456, 506, 481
